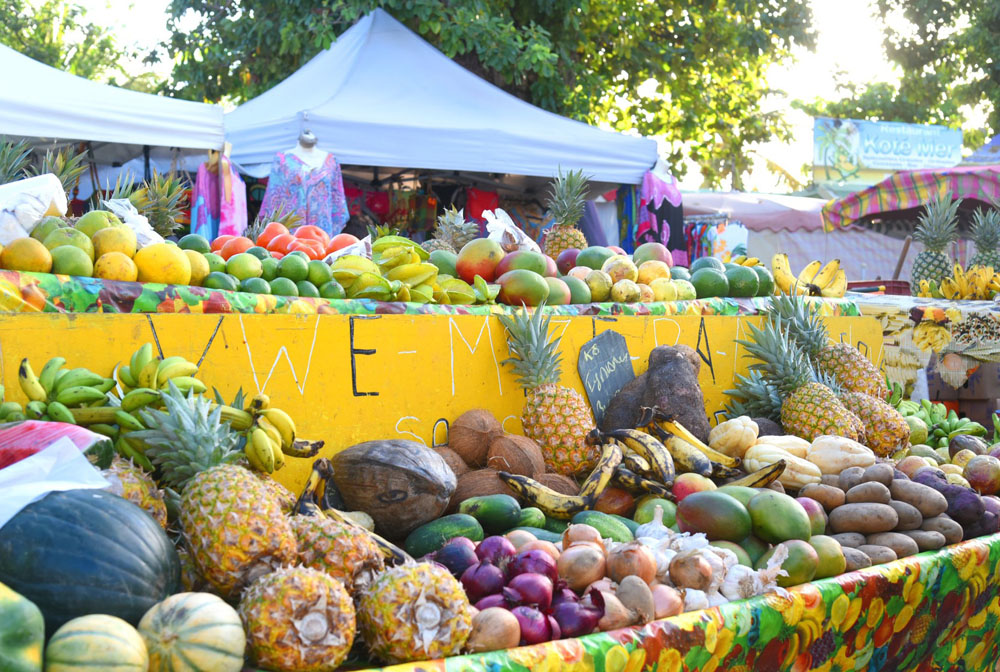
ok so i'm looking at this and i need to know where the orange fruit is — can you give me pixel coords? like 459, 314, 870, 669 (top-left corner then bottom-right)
92, 226, 138, 259
256, 222, 289, 249
94, 252, 138, 282
219, 236, 253, 260
211, 235, 235, 252
1, 238, 53, 273
134, 243, 192, 285
327, 233, 359, 254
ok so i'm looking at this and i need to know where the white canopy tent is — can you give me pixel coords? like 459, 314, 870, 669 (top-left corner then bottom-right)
0, 43, 225, 167
226, 9, 657, 186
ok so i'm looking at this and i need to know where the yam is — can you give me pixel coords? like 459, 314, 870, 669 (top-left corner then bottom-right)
901, 530, 946, 552
889, 480, 948, 518
858, 544, 897, 565
843, 546, 872, 571
921, 515, 963, 545
866, 532, 919, 558
639, 345, 712, 444
799, 484, 845, 512
889, 500, 922, 531
828, 503, 898, 535
830, 532, 866, 548
845, 482, 891, 505
838, 467, 865, 492
862, 463, 894, 487
752, 417, 783, 437
600, 373, 647, 432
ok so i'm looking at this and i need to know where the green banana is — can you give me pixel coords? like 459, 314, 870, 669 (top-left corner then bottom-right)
88, 423, 119, 438
121, 388, 161, 412
53, 368, 106, 395
56, 386, 107, 407
115, 437, 153, 471
6, 410, 26, 422
114, 409, 145, 432
0, 401, 22, 420
25, 401, 47, 420
117, 363, 138, 389
46, 400, 75, 424
496, 471, 591, 519
38, 357, 66, 396
130, 343, 154, 379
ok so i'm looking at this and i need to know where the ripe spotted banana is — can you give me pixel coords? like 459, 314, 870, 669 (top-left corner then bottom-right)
648, 424, 713, 476
497, 471, 591, 519
725, 459, 787, 488
577, 440, 623, 500
797, 259, 822, 286
645, 409, 740, 468
18, 359, 47, 403
601, 428, 676, 485
249, 393, 271, 415
262, 408, 296, 449
621, 450, 654, 478
811, 259, 840, 289
612, 466, 673, 499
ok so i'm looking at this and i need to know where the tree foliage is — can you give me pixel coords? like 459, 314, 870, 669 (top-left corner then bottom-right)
162, 0, 814, 187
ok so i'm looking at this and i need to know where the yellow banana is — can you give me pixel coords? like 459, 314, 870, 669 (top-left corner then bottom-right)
612, 466, 673, 499
647, 424, 713, 476
496, 471, 591, 519
811, 259, 840, 288
725, 459, 787, 487
216, 404, 254, 431
644, 410, 740, 468
796, 260, 822, 286
820, 269, 848, 298
138, 358, 161, 390
246, 427, 276, 473
284, 438, 324, 458
18, 359, 47, 403
249, 393, 271, 415
130, 343, 154, 378
257, 416, 283, 446
739, 256, 760, 267
577, 441, 623, 500
155, 357, 199, 387
731, 255, 747, 264
771, 253, 808, 295
161, 376, 207, 394
262, 408, 296, 449
600, 428, 675, 485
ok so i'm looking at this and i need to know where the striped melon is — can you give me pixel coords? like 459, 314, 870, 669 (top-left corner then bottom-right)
139, 592, 245, 672
0, 581, 44, 672
44, 614, 148, 672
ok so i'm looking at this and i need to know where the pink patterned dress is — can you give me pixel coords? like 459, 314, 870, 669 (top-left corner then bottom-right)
260, 152, 349, 236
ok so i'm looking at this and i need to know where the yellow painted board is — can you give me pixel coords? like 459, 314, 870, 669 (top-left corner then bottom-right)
0, 312, 883, 490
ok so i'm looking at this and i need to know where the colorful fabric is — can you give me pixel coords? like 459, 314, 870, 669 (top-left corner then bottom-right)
636, 170, 682, 249
190, 160, 246, 239
466, 187, 499, 222
346, 533, 1000, 672
260, 152, 349, 236
0, 270, 860, 318
822, 165, 1000, 230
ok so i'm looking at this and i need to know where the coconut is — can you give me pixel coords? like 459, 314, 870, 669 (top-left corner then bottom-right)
486, 434, 545, 477
538, 473, 580, 496
449, 409, 503, 467
435, 447, 470, 478
448, 469, 516, 512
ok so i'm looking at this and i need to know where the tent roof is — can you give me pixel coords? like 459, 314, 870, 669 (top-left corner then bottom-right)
0, 44, 224, 163
226, 9, 657, 184
682, 191, 827, 233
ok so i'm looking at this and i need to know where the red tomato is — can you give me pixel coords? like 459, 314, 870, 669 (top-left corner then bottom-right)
326, 233, 360, 255
219, 236, 254, 260
266, 233, 296, 254
256, 221, 289, 249
293, 224, 330, 247
211, 235, 235, 252
289, 238, 325, 260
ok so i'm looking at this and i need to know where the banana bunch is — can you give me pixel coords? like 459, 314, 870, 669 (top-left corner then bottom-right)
242, 392, 324, 474
730, 255, 761, 267
636, 406, 743, 478
897, 398, 986, 450
118, 343, 206, 396
924, 264, 1000, 301
911, 321, 952, 352
16, 357, 115, 423
771, 254, 847, 298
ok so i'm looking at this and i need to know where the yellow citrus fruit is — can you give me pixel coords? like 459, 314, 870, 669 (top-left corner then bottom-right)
184, 250, 210, 287
1, 237, 53, 273
92, 226, 137, 259
133, 243, 192, 285
94, 252, 138, 282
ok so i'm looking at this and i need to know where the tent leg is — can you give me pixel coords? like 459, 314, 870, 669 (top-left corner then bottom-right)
143, 145, 151, 181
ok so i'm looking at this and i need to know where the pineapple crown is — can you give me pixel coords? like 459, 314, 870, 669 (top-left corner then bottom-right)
131, 382, 242, 492
0, 139, 32, 184
764, 294, 828, 359
913, 192, 961, 252
545, 167, 589, 227
724, 369, 784, 422
737, 315, 817, 399
367, 222, 400, 240
971, 207, 1000, 251
130, 171, 186, 237
498, 303, 562, 390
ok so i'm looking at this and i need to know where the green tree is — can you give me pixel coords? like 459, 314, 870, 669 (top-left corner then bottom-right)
162, 0, 814, 187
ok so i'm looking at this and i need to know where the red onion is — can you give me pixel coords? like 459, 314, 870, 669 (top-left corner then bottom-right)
506, 549, 558, 583
435, 541, 479, 578
511, 606, 554, 645
461, 562, 505, 603
548, 614, 561, 641
505, 573, 553, 611
446, 536, 477, 552
476, 536, 517, 565
551, 583, 579, 607
475, 593, 509, 610
552, 598, 603, 638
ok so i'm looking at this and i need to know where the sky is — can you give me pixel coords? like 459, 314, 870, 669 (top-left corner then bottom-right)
76, 0, 901, 192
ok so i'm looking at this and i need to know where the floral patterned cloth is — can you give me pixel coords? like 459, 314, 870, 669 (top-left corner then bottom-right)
260, 152, 349, 236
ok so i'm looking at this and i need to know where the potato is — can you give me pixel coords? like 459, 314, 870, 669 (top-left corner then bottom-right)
921, 515, 963, 545
845, 482, 891, 505
838, 466, 866, 492
799, 484, 846, 512
862, 463, 894, 487
821, 474, 841, 488
831, 532, 866, 548
843, 546, 872, 571
828, 503, 898, 535
866, 532, 919, 558
902, 530, 946, 552
858, 544, 898, 565
889, 500, 922, 531
889, 479, 948, 518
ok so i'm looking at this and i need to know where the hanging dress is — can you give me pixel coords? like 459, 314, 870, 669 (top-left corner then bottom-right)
260, 152, 349, 236
190, 158, 247, 240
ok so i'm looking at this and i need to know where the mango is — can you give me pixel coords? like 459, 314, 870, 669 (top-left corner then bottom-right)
676, 490, 751, 542
809, 534, 847, 579
739, 535, 770, 566
717, 485, 762, 508
495, 250, 548, 277
756, 539, 819, 587
543, 277, 572, 305
796, 496, 828, 535
576, 246, 616, 270
556, 248, 580, 274
496, 269, 549, 306
747, 490, 812, 543
456, 238, 504, 283
709, 540, 753, 566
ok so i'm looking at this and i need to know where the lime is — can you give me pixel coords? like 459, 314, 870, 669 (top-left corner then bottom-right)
31, 216, 67, 242
307, 260, 333, 286
690, 268, 729, 298
277, 255, 309, 282
725, 265, 760, 297
204, 252, 227, 274
226, 252, 263, 281
42, 228, 95, 261
50, 245, 94, 277
319, 280, 346, 299
245, 246, 271, 261
261, 257, 279, 282
202, 271, 238, 291
689, 256, 726, 273
670, 266, 691, 281
270, 277, 299, 296
297, 280, 320, 297
753, 266, 775, 296
287, 250, 310, 261
177, 233, 211, 253
240, 277, 271, 294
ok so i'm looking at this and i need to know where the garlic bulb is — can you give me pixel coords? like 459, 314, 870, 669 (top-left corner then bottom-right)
682, 588, 709, 611
719, 564, 758, 601
707, 590, 729, 607
634, 505, 672, 540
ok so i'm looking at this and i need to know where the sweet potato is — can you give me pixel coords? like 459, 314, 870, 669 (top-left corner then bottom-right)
920, 515, 963, 545
845, 482, 891, 505
831, 532, 866, 548
838, 467, 865, 492
799, 484, 845, 512
911, 471, 983, 525
901, 530, 946, 551
828, 503, 898, 535
842, 546, 872, 571
889, 500, 922, 531
889, 479, 948, 518
862, 463, 894, 487
866, 532, 919, 558
858, 544, 897, 565
963, 511, 1000, 540
640, 345, 711, 444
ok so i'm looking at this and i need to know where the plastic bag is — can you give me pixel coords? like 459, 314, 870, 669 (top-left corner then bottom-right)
0, 174, 67, 246
0, 419, 113, 470
484, 208, 541, 253
0, 437, 109, 529
102, 198, 165, 249
324, 235, 373, 263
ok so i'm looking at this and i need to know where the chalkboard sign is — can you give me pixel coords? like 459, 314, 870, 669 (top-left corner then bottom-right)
578, 330, 635, 425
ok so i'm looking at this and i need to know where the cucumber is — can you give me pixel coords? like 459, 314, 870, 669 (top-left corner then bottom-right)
608, 513, 640, 536
516, 507, 546, 529
509, 527, 563, 543
458, 494, 521, 534
404, 514, 484, 558
571, 511, 633, 542
542, 516, 569, 534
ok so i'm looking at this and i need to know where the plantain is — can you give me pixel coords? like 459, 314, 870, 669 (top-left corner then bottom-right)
641, 407, 740, 468
648, 424, 713, 477
612, 466, 673, 499
577, 440, 623, 500
621, 450, 654, 477
497, 471, 591, 519
295, 460, 327, 516
599, 428, 675, 485
724, 459, 787, 488
710, 461, 745, 480
283, 438, 324, 458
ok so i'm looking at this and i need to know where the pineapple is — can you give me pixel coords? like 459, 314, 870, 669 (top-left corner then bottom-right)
542, 168, 589, 260
498, 305, 596, 475
101, 456, 168, 528
911, 193, 961, 294
724, 369, 785, 423
422, 206, 479, 254
840, 391, 910, 456
240, 566, 356, 672
767, 294, 889, 399
358, 562, 472, 664
738, 317, 862, 441
291, 515, 384, 594
33, 146, 88, 195
0, 139, 31, 184
129, 171, 187, 237
255, 471, 297, 514
968, 207, 1000, 269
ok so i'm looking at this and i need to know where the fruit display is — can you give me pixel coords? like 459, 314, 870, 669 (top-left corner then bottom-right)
770, 253, 847, 298
911, 193, 960, 294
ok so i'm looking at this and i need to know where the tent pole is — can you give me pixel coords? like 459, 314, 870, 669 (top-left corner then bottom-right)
143, 145, 151, 181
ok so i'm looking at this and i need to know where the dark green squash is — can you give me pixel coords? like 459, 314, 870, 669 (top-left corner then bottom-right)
0, 489, 180, 636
